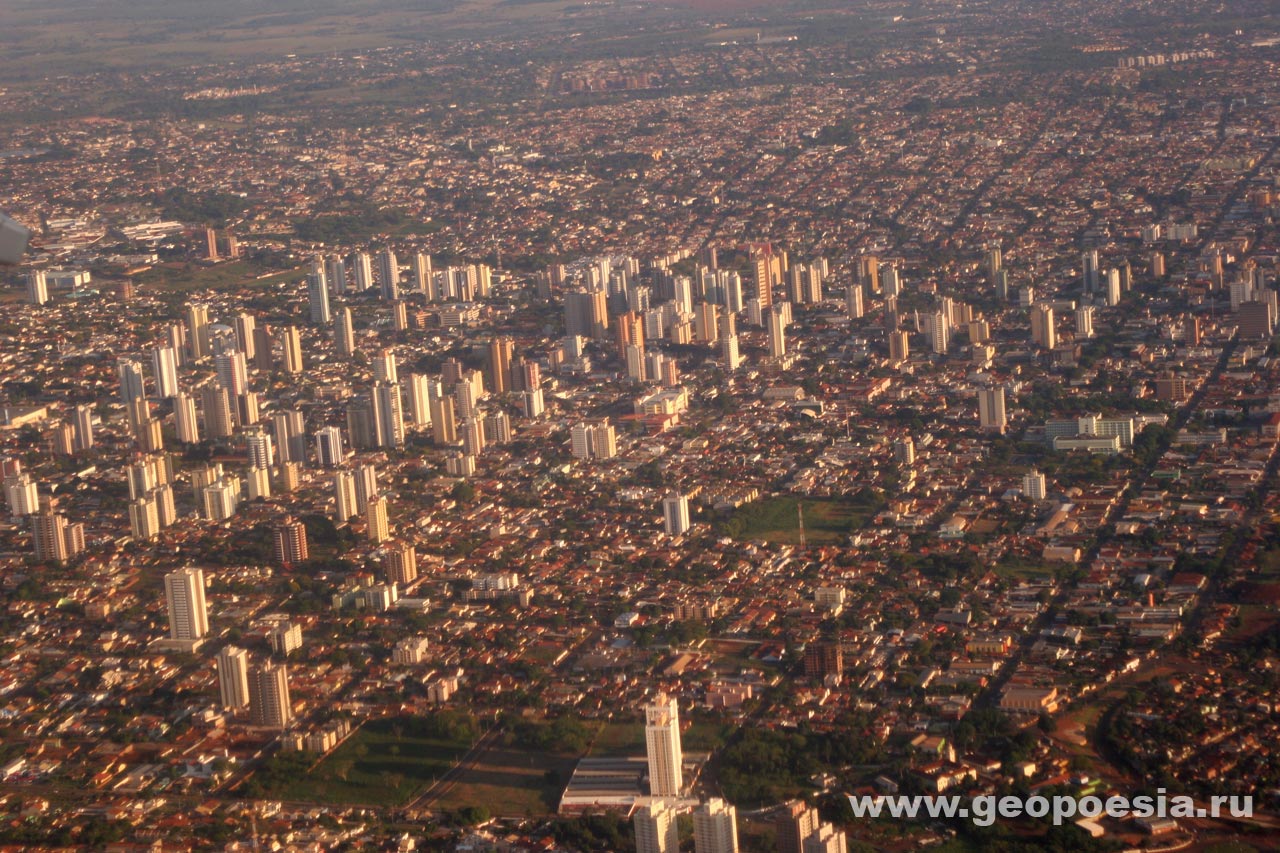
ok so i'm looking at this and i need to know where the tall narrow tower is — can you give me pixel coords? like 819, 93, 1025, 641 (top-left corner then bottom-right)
644, 695, 683, 797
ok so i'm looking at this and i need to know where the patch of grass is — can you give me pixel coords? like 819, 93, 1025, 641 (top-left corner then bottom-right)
134, 260, 303, 300
588, 720, 645, 757
721, 494, 883, 545
587, 718, 731, 759
683, 720, 733, 753
272, 716, 474, 806
432, 745, 579, 817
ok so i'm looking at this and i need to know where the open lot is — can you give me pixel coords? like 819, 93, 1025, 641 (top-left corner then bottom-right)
723, 495, 877, 545
273, 717, 473, 807
430, 744, 578, 817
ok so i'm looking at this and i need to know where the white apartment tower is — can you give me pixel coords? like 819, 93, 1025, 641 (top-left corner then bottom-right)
216, 645, 251, 710
645, 695, 683, 797
693, 798, 740, 853
165, 567, 209, 643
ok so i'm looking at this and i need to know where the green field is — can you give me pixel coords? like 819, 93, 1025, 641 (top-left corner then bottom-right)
588, 720, 645, 757
134, 260, 303, 300
432, 744, 578, 817
588, 719, 732, 758
271, 716, 474, 806
721, 495, 883, 545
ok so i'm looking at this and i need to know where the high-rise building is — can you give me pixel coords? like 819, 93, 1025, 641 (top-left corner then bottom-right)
216, 350, 249, 396
634, 799, 680, 853
410, 252, 432, 296
165, 322, 188, 367
1074, 306, 1095, 339
489, 337, 514, 394
1082, 249, 1099, 294
248, 661, 292, 729
236, 393, 259, 429
1155, 374, 1189, 401
1236, 300, 1275, 338
521, 359, 542, 392
186, 303, 212, 361
4, 472, 39, 518
273, 518, 309, 566
152, 483, 177, 528
564, 290, 609, 339
280, 326, 304, 374
307, 269, 332, 324
31, 509, 85, 564
721, 329, 742, 371
352, 251, 374, 292
216, 646, 251, 710
345, 465, 375, 515
776, 801, 822, 853
279, 461, 302, 493
385, 543, 418, 586
334, 470, 359, 521
118, 359, 146, 403
1030, 304, 1056, 350
430, 384, 458, 445
200, 474, 241, 521
845, 284, 864, 320
856, 254, 880, 292
693, 798, 739, 853
129, 495, 161, 540
27, 270, 48, 305
1150, 251, 1166, 278
881, 264, 901, 298
522, 388, 545, 419
68, 404, 93, 452
326, 255, 348, 295
377, 248, 399, 300
372, 382, 405, 449
406, 374, 432, 427
374, 348, 398, 385
1022, 470, 1047, 501
165, 567, 209, 643
645, 695, 683, 797
662, 492, 690, 536
367, 496, 391, 543
152, 346, 179, 399
694, 303, 719, 345
1106, 268, 1122, 305
246, 464, 271, 501
251, 325, 274, 372
888, 330, 909, 362
767, 305, 787, 358
483, 411, 512, 445
570, 420, 617, 460
233, 312, 257, 360
335, 307, 356, 357
751, 249, 779, 309
51, 423, 75, 456
804, 641, 843, 680
978, 386, 1007, 434
925, 310, 949, 355
201, 384, 235, 440
802, 824, 847, 853
174, 392, 200, 444
267, 620, 302, 656
272, 410, 307, 464
460, 417, 486, 457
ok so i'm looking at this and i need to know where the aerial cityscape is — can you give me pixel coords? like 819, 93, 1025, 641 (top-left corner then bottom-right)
1, 0, 1279, 849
